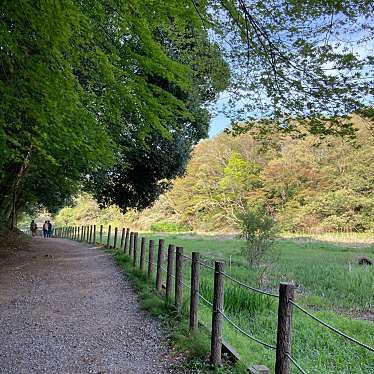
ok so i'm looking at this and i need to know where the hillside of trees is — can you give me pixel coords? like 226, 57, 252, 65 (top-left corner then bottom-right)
50, 114, 374, 233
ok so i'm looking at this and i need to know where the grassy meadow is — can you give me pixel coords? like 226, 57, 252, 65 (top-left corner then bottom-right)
99, 231, 374, 373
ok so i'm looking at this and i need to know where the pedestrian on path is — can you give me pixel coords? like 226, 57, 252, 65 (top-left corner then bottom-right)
30, 220, 37, 237
47, 220, 53, 238
42, 221, 48, 238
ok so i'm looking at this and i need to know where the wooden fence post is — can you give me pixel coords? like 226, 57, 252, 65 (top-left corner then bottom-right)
81, 226, 84, 241
124, 228, 130, 252
148, 240, 154, 279
175, 247, 184, 314
89, 225, 93, 244
100, 225, 103, 244
106, 225, 111, 249
73, 227, 76, 240
129, 232, 134, 256
93, 224, 96, 244
86, 225, 89, 242
133, 232, 138, 266
120, 228, 125, 248
156, 239, 164, 291
166, 244, 175, 300
113, 227, 118, 249
275, 283, 295, 374
77, 227, 80, 241
211, 261, 225, 366
190, 252, 200, 331
140, 237, 146, 271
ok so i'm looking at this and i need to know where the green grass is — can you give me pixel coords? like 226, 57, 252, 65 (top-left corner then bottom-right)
86, 231, 374, 373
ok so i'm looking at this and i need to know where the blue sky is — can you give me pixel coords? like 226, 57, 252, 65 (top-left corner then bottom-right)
209, 111, 231, 137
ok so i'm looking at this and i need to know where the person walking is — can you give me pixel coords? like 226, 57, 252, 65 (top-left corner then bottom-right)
47, 220, 53, 238
30, 220, 37, 237
42, 221, 48, 238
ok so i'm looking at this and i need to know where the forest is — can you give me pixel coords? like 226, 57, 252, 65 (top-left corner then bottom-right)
2, 1, 373, 232
52, 114, 374, 233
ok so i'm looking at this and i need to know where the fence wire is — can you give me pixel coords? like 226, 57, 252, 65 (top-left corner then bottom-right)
286, 353, 308, 374
291, 301, 374, 353
217, 309, 277, 350
221, 272, 279, 298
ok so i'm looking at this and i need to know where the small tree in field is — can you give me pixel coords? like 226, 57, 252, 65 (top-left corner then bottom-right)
238, 209, 278, 266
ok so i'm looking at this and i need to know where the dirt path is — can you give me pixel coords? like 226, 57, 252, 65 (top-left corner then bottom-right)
0, 237, 182, 374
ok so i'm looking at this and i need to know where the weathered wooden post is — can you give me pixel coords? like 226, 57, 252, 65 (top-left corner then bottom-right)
73, 227, 76, 240
100, 225, 103, 244
210, 261, 225, 366
124, 228, 130, 253
77, 226, 80, 241
140, 237, 146, 271
275, 283, 295, 374
89, 225, 93, 244
81, 226, 84, 241
113, 227, 118, 249
148, 239, 154, 279
93, 224, 96, 244
155, 239, 164, 291
106, 225, 111, 249
190, 252, 200, 331
86, 225, 90, 241
166, 244, 175, 300
175, 247, 184, 314
129, 232, 134, 256
133, 232, 138, 266
120, 228, 125, 248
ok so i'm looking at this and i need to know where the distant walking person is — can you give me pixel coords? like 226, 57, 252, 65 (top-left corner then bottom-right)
42, 221, 48, 238
47, 220, 53, 238
30, 220, 37, 237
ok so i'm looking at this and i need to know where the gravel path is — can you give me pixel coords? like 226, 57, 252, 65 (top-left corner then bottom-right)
0, 237, 182, 374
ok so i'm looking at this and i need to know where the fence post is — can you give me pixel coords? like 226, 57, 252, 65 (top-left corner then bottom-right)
120, 228, 125, 248
211, 261, 225, 366
140, 237, 146, 271
86, 225, 89, 242
89, 225, 93, 244
106, 225, 111, 248
175, 247, 184, 314
275, 282, 295, 374
100, 225, 103, 244
129, 232, 134, 256
133, 232, 139, 266
124, 228, 130, 252
113, 227, 118, 250
93, 224, 96, 244
190, 252, 200, 331
77, 227, 80, 241
81, 226, 84, 241
148, 239, 154, 279
156, 239, 164, 291
166, 244, 175, 300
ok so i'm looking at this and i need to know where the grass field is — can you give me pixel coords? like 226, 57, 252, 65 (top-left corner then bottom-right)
97, 231, 374, 373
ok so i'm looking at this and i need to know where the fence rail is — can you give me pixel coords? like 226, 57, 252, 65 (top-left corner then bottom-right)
35, 225, 374, 373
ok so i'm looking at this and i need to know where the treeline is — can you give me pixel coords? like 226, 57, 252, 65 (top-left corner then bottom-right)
52, 115, 374, 233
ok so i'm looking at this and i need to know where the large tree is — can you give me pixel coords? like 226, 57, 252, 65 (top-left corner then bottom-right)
0, 0, 229, 228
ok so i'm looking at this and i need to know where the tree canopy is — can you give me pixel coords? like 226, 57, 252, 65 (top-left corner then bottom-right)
1, 0, 373, 227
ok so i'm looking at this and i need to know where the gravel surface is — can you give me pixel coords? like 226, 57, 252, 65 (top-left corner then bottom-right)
0, 237, 183, 373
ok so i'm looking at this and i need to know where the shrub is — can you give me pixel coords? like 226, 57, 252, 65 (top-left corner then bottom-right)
237, 209, 278, 266
150, 220, 192, 232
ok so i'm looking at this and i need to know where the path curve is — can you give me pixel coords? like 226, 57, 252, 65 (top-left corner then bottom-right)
0, 237, 181, 373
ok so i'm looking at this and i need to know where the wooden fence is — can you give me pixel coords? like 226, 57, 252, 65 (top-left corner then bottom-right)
49, 225, 373, 374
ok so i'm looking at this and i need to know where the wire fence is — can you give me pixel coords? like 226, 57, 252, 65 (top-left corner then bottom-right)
49, 225, 374, 373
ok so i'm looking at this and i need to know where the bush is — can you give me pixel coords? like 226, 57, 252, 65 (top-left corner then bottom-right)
237, 209, 278, 266
150, 220, 192, 232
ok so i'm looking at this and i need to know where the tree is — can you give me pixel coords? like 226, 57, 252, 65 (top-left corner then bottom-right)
207, 0, 374, 137
0, 0, 229, 228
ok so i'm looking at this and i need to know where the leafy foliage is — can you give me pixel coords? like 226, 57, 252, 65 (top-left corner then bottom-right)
0, 0, 229, 228
237, 209, 277, 266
